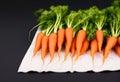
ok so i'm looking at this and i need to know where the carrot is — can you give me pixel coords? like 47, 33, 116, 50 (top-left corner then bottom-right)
96, 30, 104, 52
118, 37, 120, 45
106, 37, 110, 43
103, 36, 117, 63
41, 35, 49, 62
71, 37, 76, 58
90, 39, 98, 62
58, 28, 65, 59
49, 33, 57, 63
75, 30, 86, 61
114, 45, 120, 56
33, 32, 44, 56
64, 28, 74, 61
80, 39, 89, 55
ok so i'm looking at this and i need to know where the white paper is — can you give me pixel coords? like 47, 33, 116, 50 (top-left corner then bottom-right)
18, 30, 120, 73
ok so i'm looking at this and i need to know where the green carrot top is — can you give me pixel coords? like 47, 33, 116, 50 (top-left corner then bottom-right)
107, 6, 120, 37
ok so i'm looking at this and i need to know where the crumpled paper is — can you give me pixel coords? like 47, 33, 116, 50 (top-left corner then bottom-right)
18, 30, 120, 73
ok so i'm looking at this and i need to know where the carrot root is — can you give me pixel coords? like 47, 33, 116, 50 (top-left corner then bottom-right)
96, 30, 104, 53
71, 37, 76, 58
49, 33, 57, 64
33, 32, 44, 56
75, 30, 86, 61
80, 39, 89, 55
90, 39, 98, 62
64, 28, 73, 61
103, 36, 117, 63
58, 28, 65, 59
41, 35, 49, 63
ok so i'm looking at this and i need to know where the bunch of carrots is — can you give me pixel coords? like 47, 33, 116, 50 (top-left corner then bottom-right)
32, 0, 120, 64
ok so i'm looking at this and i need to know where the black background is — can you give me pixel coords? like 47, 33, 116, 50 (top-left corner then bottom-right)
1, 0, 120, 82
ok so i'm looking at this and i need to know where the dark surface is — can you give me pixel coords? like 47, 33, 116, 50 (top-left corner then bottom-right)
1, 0, 120, 82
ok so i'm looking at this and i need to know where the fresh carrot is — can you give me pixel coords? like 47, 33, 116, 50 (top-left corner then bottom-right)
33, 32, 44, 56
118, 37, 120, 45
58, 28, 65, 59
75, 30, 86, 61
49, 33, 57, 63
102, 5, 120, 63
80, 39, 89, 55
41, 35, 49, 62
64, 10, 87, 61
90, 39, 98, 62
114, 45, 120, 56
106, 37, 110, 43
71, 37, 76, 58
64, 28, 74, 61
90, 8, 106, 52
96, 30, 104, 52
103, 36, 117, 63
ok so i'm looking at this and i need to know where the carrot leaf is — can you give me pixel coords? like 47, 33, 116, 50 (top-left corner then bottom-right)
107, 6, 120, 37
87, 23, 97, 41
90, 6, 107, 30
50, 5, 68, 33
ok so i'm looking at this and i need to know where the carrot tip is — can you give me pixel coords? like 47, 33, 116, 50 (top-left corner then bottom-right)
49, 59, 52, 64
32, 54, 35, 58
48, 61, 51, 65
75, 56, 79, 62
102, 58, 105, 64
33, 52, 36, 56
58, 51, 60, 60
41, 58, 44, 64
42, 60, 44, 64
92, 56, 94, 63
58, 56, 60, 61
73, 60, 76, 65
64, 57, 67, 62
64, 52, 69, 61
49, 56, 54, 64
99, 49, 101, 53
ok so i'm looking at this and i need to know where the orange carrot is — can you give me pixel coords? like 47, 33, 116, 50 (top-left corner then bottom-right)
118, 37, 120, 45
103, 36, 117, 63
80, 39, 89, 55
90, 39, 98, 62
64, 28, 74, 61
106, 37, 110, 43
75, 30, 86, 61
96, 30, 104, 52
71, 37, 76, 58
49, 33, 57, 63
58, 28, 65, 59
41, 35, 49, 62
114, 45, 120, 56
33, 32, 44, 56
